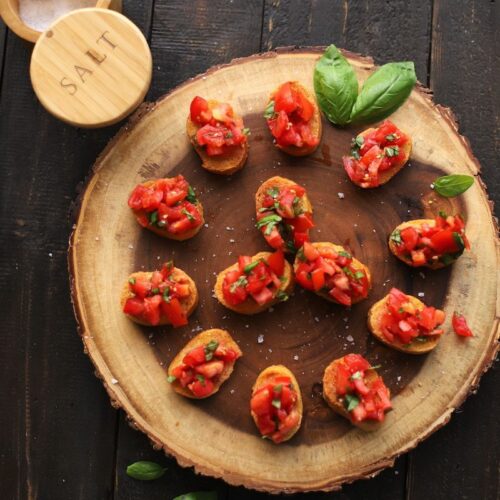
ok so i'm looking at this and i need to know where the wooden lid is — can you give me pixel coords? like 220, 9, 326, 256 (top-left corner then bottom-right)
30, 8, 152, 128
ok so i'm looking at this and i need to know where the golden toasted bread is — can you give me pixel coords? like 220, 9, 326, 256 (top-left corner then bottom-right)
322, 357, 389, 431
251, 365, 303, 443
266, 82, 322, 156
130, 180, 204, 241
388, 219, 458, 270
214, 252, 294, 315
356, 126, 412, 187
120, 267, 198, 326
368, 294, 441, 354
167, 329, 242, 399
186, 99, 248, 175
293, 242, 371, 304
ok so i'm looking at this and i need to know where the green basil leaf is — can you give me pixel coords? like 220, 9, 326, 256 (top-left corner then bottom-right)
433, 174, 474, 197
344, 393, 360, 412
126, 461, 166, 481
350, 61, 416, 124
314, 44, 358, 125
173, 492, 218, 500
186, 185, 197, 203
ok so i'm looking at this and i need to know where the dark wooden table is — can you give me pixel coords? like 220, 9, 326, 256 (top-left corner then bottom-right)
1, 2, 498, 499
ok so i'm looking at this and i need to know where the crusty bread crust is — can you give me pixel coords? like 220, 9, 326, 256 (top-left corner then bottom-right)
367, 294, 441, 354
251, 365, 303, 442
293, 242, 372, 304
388, 219, 455, 270
130, 180, 204, 241
266, 82, 322, 157
186, 99, 248, 175
353, 125, 412, 188
322, 357, 390, 431
214, 251, 295, 315
120, 267, 198, 326
167, 329, 242, 399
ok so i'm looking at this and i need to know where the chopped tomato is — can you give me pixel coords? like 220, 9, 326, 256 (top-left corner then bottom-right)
343, 120, 409, 188
452, 312, 473, 337
189, 377, 215, 398
160, 297, 187, 327
123, 297, 144, 316
190, 96, 212, 125
266, 249, 285, 276
183, 346, 207, 367
266, 82, 319, 149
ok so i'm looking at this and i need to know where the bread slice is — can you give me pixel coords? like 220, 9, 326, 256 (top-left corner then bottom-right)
251, 365, 303, 443
120, 267, 198, 326
368, 293, 441, 354
293, 242, 371, 304
214, 251, 294, 315
266, 82, 322, 156
130, 180, 204, 241
388, 219, 458, 270
186, 99, 248, 175
354, 125, 412, 187
322, 357, 390, 431
167, 328, 242, 399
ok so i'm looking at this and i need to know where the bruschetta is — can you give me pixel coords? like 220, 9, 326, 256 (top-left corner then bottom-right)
322, 354, 392, 431
121, 261, 198, 327
167, 329, 242, 399
294, 242, 371, 306
368, 288, 446, 354
264, 81, 321, 156
214, 250, 294, 314
250, 365, 303, 443
128, 175, 204, 240
343, 120, 412, 188
186, 96, 249, 175
389, 213, 469, 269
255, 176, 314, 254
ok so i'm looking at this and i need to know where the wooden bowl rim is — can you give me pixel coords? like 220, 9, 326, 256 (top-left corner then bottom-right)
68, 46, 500, 493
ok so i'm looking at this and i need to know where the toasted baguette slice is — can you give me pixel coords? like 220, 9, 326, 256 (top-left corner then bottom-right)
293, 242, 371, 304
186, 99, 248, 175
214, 252, 294, 315
368, 294, 441, 354
167, 329, 242, 399
323, 357, 390, 431
389, 219, 461, 270
120, 267, 198, 326
355, 126, 412, 187
251, 365, 303, 443
130, 180, 204, 241
266, 82, 322, 156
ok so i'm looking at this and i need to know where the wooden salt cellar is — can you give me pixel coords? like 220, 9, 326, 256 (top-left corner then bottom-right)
30, 8, 152, 128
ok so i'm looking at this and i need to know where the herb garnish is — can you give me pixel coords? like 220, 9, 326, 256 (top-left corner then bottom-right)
271, 398, 281, 409
263, 100, 276, 120
167, 375, 176, 383
186, 185, 197, 203
433, 174, 474, 197
384, 145, 399, 157
204, 340, 219, 361
148, 210, 158, 225
196, 374, 206, 386
338, 250, 352, 259
276, 291, 289, 302
181, 208, 195, 222
128, 278, 136, 285
230, 276, 248, 293
344, 393, 360, 412
244, 260, 262, 274
126, 461, 167, 481
390, 230, 402, 245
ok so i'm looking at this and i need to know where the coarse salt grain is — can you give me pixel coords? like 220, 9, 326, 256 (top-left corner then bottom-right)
257, 334, 264, 344
111, 378, 119, 385
418, 292, 425, 297
337, 192, 345, 199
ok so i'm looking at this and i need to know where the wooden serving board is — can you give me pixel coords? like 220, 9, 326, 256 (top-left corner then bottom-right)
69, 48, 499, 493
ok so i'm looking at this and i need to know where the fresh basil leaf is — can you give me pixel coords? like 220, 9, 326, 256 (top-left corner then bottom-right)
128, 278, 136, 285
186, 185, 197, 203
338, 250, 352, 259
263, 100, 275, 120
126, 461, 166, 481
314, 44, 358, 126
350, 371, 362, 381
244, 260, 262, 274
167, 375, 176, 383
384, 145, 399, 157
243, 127, 251, 136
344, 393, 360, 412
173, 492, 218, 500
256, 214, 282, 229
276, 291, 289, 302
350, 61, 417, 124
204, 340, 219, 361
433, 174, 474, 197
271, 398, 281, 409
452, 232, 465, 252
390, 230, 402, 245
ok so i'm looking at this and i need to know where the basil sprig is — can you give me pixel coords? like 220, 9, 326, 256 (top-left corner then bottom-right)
344, 393, 360, 412
314, 45, 417, 126
350, 62, 417, 124
126, 461, 167, 481
314, 45, 358, 125
173, 492, 218, 500
433, 174, 474, 197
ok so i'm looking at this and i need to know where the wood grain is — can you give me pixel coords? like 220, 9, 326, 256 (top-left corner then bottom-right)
70, 49, 499, 492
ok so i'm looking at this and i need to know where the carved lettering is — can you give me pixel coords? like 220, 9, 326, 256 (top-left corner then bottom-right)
60, 77, 77, 95
74, 66, 93, 83
96, 31, 117, 50
85, 49, 107, 65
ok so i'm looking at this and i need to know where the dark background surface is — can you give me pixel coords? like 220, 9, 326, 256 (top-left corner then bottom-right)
0, 1, 498, 499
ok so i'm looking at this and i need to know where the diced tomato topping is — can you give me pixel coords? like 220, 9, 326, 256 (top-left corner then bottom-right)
343, 120, 409, 188
128, 175, 202, 237
295, 244, 369, 306
391, 214, 468, 267
122, 262, 193, 327
266, 82, 319, 149
452, 312, 473, 337
380, 288, 446, 345
190, 96, 212, 125
250, 376, 299, 443
331, 354, 392, 424
266, 249, 285, 276
189, 377, 215, 398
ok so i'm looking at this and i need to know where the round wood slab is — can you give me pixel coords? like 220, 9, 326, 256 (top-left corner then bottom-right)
69, 48, 499, 493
